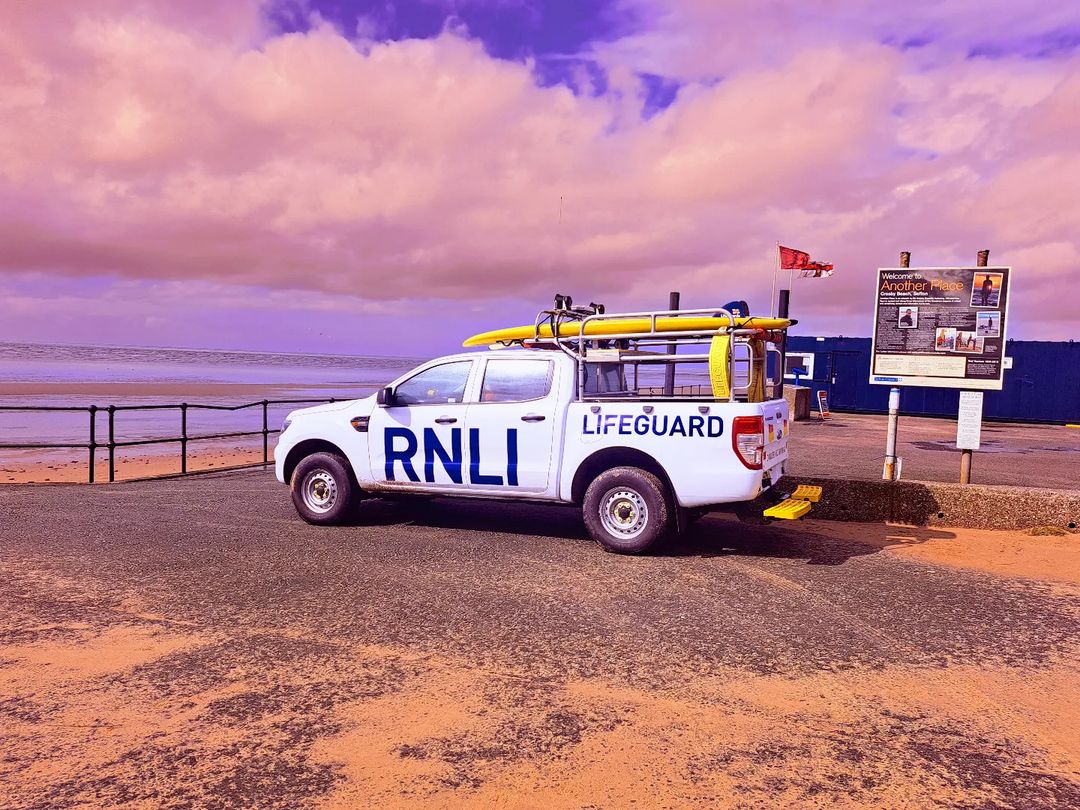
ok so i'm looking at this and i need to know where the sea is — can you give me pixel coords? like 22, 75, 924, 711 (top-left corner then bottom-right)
0, 342, 422, 450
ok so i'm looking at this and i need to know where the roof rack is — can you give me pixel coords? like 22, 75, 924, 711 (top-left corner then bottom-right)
517, 296, 792, 403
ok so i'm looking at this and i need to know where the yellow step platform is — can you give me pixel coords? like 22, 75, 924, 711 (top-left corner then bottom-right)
762, 484, 822, 520
790, 485, 822, 503
763, 498, 813, 520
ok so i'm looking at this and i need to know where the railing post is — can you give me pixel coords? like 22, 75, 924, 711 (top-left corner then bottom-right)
262, 400, 269, 465
107, 405, 116, 482
181, 403, 188, 474
88, 405, 97, 484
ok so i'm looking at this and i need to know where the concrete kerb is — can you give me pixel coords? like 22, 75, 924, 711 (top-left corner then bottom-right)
760, 475, 1080, 531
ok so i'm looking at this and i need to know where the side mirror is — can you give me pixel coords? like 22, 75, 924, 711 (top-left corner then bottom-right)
376, 386, 394, 407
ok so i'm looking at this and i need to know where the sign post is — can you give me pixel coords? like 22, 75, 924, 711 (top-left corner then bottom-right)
882, 251, 910, 481
956, 391, 983, 484
958, 249, 990, 484
870, 250, 1010, 484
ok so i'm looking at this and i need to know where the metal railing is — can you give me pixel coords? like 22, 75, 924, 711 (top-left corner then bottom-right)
0, 398, 339, 483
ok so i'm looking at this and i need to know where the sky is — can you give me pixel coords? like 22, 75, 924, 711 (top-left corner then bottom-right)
1, 0, 1079, 356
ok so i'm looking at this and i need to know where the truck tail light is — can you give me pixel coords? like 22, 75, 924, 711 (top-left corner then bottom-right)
732, 415, 764, 470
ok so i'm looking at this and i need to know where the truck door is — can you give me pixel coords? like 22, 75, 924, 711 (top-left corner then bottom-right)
467, 357, 559, 495
368, 360, 475, 491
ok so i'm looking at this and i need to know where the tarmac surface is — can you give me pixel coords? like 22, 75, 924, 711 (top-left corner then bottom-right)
2, 470, 1079, 808
787, 412, 1079, 489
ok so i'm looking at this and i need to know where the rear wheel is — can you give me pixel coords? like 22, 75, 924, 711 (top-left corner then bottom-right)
583, 467, 672, 554
290, 452, 360, 525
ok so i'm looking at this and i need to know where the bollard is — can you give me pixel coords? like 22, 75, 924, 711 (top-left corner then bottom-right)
883, 387, 900, 481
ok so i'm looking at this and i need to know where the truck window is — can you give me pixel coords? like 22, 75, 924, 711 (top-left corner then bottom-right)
394, 361, 472, 405
583, 362, 628, 395
480, 360, 553, 403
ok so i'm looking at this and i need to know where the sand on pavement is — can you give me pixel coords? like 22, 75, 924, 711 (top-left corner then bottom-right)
2, 475, 1078, 809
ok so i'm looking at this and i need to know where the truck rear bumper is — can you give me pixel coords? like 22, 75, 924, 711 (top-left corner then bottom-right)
673, 459, 785, 508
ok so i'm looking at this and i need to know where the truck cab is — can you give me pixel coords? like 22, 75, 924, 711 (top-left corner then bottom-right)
276, 300, 792, 554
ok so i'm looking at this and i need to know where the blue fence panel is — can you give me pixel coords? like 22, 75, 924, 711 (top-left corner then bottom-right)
787, 336, 1080, 424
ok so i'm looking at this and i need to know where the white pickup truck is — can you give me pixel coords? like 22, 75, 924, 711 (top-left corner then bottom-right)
276, 303, 793, 553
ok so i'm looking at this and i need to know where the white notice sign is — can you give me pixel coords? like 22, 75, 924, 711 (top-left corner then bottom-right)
957, 391, 984, 450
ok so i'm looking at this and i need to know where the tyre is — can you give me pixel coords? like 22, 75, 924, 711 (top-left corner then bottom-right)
582, 466, 672, 554
290, 452, 360, 525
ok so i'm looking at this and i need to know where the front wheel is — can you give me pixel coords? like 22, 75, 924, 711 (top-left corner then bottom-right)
583, 467, 672, 554
290, 452, 360, 525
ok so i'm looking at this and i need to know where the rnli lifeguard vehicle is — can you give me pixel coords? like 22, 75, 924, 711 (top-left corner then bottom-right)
275, 296, 818, 554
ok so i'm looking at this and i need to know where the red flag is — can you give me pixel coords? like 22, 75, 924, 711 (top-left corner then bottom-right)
778, 245, 810, 270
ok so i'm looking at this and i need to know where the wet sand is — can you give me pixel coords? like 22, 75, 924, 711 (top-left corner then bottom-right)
2, 473, 1078, 808
0, 380, 382, 484
1, 444, 272, 484
0, 381, 362, 397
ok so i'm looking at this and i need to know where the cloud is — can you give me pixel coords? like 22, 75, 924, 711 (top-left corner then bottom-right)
0, 0, 1078, 346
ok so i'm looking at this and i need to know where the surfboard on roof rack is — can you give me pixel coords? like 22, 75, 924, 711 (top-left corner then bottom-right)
461, 294, 794, 405
462, 315, 795, 347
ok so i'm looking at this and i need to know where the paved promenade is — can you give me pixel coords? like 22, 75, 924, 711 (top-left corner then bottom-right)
787, 412, 1079, 489
2, 471, 1078, 808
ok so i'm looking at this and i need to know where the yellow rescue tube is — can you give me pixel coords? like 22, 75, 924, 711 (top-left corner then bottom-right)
708, 334, 732, 400
463, 316, 794, 348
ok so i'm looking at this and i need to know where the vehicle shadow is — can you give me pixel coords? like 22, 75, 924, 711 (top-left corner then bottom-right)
665, 513, 958, 566
348, 496, 956, 565
347, 496, 591, 542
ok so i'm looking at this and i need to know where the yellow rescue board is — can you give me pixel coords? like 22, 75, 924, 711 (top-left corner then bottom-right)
463, 316, 794, 347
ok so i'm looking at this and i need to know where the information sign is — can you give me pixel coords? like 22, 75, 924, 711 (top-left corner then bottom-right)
956, 391, 984, 450
870, 267, 1011, 390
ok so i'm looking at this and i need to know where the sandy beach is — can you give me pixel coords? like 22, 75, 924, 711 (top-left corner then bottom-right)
0, 340, 392, 484
1, 443, 274, 484
0, 341, 410, 486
